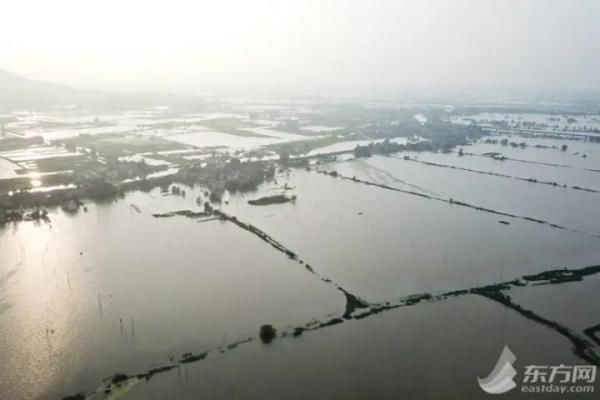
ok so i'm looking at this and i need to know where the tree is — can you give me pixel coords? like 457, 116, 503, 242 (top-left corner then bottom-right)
353, 145, 372, 158
259, 324, 276, 343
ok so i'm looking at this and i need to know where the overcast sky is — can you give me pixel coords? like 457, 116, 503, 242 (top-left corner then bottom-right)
2, 0, 599, 94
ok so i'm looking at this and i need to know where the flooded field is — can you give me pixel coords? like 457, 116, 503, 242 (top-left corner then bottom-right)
224, 169, 600, 302
453, 112, 600, 130
3, 1, 600, 396
124, 295, 581, 400
2, 107, 600, 400
465, 136, 600, 170
2, 109, 321, 147
0, 196, 343, 400
0, 158, 19, 179
508, 274, 600, 335
405, 145, 600, 190
166, 128, 311, 150
335, 155, 600, 235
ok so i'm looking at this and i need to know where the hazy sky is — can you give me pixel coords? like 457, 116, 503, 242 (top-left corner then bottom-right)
2, 0, 599, 94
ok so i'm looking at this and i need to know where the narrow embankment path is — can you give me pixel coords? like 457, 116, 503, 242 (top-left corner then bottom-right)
465, 151, 600, 174
389, 155, 600, 194
65, 262, 600, 400
152, 209, 370, 318
316, 170, 600, 239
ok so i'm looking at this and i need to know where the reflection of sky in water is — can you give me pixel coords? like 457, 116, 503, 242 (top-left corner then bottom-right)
467, 135, 600, 169
2, 110, 600, 399
452, 112, 600, 135
0, 158, 19, 179
124, 295, 581, 400
225, 168, 600, 301
29, 172, 42, 188
0, 195, 342, 400
348, 154, 600, 234
3, 110, 330, 142
166, 128, 315, 150
0, 147, 80, 162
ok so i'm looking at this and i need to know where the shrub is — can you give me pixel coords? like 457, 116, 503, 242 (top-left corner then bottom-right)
259, 324, 276, 343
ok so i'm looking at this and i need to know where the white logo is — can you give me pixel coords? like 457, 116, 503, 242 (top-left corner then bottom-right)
478, 346, 518, 394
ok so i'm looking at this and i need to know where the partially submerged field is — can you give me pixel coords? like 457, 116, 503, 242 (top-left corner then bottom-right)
1, 107, 600, 399
0, 198, 344, 400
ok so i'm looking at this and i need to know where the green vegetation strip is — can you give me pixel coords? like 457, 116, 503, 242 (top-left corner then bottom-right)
63, 263, 600, 400
152, 207, 370, 319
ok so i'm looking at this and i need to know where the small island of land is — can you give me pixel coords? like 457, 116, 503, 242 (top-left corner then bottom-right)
248, 194, 296, 206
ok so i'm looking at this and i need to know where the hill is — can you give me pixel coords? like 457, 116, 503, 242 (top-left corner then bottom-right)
0, 69, 205, 111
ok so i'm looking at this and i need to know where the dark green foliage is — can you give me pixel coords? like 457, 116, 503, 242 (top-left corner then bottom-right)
259, 324, 277, 343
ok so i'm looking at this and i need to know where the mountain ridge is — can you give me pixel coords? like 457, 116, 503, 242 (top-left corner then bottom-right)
0, 68, 204, 111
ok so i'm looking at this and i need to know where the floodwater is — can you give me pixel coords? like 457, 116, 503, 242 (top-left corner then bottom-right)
2, 132, 600, 399
508, 274, 600, 334
452, 112, 600, 134
408, 148, 600, 190
336, 155, 600, 235
166, 128, 313, 150
0, 147, 80, 163
0, 158, 19, 179
301, 125, 343, 133
125, 295, 582, 400
224, 169, 600, 302
0, 195, 343, 400
239, 127, 312, 142
3, 110, 324, 143
0, 147, 81, 175
466, 136, 600, 169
